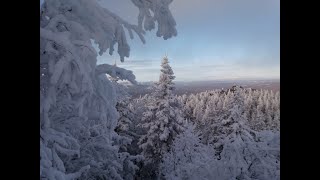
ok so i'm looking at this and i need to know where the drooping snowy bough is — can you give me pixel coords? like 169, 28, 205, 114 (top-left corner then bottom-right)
40, 0, 177, 179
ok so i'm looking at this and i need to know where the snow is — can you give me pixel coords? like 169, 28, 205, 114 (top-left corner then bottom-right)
41, 0, 178, 179
40, 0, 279, 179
160, 124, 222, 180
137, 56, 185, 178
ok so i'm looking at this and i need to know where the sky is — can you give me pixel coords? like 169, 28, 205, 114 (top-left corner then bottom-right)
42, 0, 280, 82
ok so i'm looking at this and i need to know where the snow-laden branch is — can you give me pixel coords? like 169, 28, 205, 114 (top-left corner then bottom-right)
95, 64, 137, 84
131, 0, 177, 40
41, 0, 177, 62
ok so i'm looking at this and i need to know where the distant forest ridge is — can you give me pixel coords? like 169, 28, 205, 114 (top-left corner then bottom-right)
125, 79, 280, 97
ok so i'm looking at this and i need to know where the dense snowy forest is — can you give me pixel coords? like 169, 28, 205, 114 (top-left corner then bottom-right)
40, 0, 279, 179
127, 64, 280, 179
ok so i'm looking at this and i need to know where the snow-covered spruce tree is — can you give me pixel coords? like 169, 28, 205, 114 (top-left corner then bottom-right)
199, 92, 223, 144
40, 0, 177, 179
182, 94, 197, 122
243, 88, 253, 123
137, 56, 185, 178
272, 91, 280, 130
114, 85, 142, 155
159, 124, 224, 180
254, 94, 267, 130
115, 100, 135, 138
265, 90, 280, 131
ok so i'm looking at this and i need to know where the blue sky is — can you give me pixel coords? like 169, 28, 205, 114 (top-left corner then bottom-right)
42, 0, 280, 82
